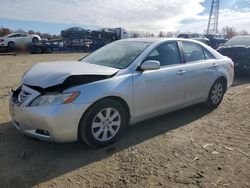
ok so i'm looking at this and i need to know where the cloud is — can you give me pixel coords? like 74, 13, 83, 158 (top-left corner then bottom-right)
178, 8, 250, 33
0, 0, 205, 32
0, 0, 249, 33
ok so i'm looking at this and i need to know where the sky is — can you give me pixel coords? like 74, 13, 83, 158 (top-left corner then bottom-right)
0, 0, 249, 34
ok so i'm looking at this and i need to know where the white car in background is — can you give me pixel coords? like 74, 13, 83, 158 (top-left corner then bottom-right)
0, 33, 41, 47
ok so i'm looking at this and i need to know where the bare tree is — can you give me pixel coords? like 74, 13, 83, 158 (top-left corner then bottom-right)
130, 31, 140, 38
150, 33, 155, 37
28, 30, 35, 34
166, 32, 174, 38
222, 26, 238, 39
238, 30, 249, 36
0, 27, 11, 37
14, 28, 26, 33
158, 31, 164, 37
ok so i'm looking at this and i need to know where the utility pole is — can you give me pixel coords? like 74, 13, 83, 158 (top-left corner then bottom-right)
207, 0, 220, 35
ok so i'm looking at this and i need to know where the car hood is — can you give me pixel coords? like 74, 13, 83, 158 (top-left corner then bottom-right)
22, 61, 119, 89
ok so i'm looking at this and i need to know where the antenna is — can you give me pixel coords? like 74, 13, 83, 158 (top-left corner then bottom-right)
207, 0, 220, 35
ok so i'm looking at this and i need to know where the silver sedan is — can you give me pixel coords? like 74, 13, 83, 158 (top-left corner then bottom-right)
9, 38, 234, 147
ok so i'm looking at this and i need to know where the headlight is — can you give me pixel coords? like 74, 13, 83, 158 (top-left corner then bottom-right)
30, 92, 80, 107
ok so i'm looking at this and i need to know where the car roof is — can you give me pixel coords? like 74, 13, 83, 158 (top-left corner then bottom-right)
5, 33, 27, 37
119, 37, 224, 59
119, 37, 204, 44
119, 37, 163, 43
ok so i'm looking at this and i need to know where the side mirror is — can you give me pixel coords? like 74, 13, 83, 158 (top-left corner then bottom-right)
140, 60, 160, 71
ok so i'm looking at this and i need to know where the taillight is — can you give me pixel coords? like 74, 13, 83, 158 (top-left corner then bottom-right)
230, 61, 234, 69
0, 39, 4, 42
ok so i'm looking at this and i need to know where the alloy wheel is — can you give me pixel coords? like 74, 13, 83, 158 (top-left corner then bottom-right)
211, 82, 223, 105
91, 108, 121, 142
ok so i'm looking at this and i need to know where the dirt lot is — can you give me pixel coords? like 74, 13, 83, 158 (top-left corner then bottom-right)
0, 53, 249, 188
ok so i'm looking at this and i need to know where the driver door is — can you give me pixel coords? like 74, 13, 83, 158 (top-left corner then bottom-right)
132, 42, 187, 118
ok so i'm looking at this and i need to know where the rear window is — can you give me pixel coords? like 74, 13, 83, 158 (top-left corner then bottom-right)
203, 48, 216, 59
182, 42, 205, 62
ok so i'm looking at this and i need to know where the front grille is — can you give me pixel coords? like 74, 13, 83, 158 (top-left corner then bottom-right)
12, 86, 30, 105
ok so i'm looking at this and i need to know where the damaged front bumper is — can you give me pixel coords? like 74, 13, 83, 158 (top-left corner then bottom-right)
9, 85, 90, 142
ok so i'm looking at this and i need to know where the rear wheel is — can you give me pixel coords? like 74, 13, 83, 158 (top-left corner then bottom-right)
44, 47, 52, 53
79, 99, 127, 147
32, 47, 42, 54
206, 79, 226, 108
32, 37, 39, 43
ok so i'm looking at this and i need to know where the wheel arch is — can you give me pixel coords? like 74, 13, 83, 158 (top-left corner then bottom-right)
77, 96, 131, 138
8, 41, 15, 45
206, 75, 228, 101
216, 76, 228, 92
32, 37, 39, 43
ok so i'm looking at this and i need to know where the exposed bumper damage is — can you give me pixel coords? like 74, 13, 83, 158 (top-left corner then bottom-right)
9, 84, 91, 142
9, 61, 119, 142
26, 74, 115, 92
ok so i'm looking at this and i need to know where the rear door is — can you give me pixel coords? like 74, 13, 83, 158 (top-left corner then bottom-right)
18, 34, 29, 44
181, 41, 218, 104
7, 34, 19, 44
133, 42, 187, 118
13, 34, 23, 45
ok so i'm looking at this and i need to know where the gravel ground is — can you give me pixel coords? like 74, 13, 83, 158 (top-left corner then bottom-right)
0, 53, 249, 188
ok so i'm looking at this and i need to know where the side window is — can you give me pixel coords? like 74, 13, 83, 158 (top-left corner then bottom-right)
182, 42, 205, 62
145, 42, 181, 66
19, 34, 27, 37
203, 48, 216, 59
8, 35, 16, 38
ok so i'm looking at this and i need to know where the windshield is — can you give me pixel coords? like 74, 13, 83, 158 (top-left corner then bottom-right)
81, 41, 151, 69
225, 36, 250, 47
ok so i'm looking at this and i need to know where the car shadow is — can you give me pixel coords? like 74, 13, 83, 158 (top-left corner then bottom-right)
0, 53, 16, 56
0, 104, 212, 188
232, 75, 250, 87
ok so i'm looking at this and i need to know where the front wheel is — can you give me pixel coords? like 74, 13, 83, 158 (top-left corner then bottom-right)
8, 41, 15, 47
206, 79, 226, 108
79, 99, 127, 147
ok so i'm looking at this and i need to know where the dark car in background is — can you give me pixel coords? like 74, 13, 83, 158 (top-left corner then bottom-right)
61, 27, 91, 38
204, 34, 228, 49
178, 33, 209, 44
217, 36, 250, 74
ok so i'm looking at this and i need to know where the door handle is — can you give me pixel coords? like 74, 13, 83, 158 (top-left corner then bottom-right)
177, 70, 186, 75
212, 63, 218, 67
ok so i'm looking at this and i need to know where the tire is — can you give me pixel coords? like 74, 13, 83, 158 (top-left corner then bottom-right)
8, 41, 15, 47
32, 47, 42, 54
206, 79, 226, 108
32, 37, 39, 43
44, 47, 52, 53
79, 99, 127, 147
